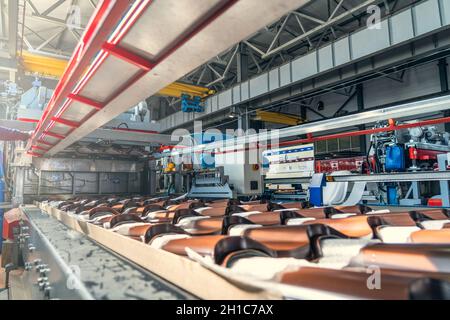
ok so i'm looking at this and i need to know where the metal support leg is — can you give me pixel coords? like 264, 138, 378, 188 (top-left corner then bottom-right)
149, 160, 156, 196
238, 106, 249, 131
98, 172, 103, 194
438, 154, 450, 207
97, 172, 101, 195
404, 184, 413, 199
37, 171, 42, 197
412, 182, 420, 200
399, 181, 422, 206
12, 167, 25, 206
71, 173, 76, 196
4, 263, 15, 299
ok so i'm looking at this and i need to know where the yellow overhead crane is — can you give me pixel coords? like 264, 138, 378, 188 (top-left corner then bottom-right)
19, 51, 214, 99
254, 110, 305, 126
20, 51, 68, 79
158, 82, 215, 99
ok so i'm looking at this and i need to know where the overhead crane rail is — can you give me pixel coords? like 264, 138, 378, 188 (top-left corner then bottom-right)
254, 110, 305, 126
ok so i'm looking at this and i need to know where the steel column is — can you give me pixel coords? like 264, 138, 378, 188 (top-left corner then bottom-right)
356, 83, 366, 152
7, 0, 18, 57
438, 58, 450, 132
237, 43, 249, 83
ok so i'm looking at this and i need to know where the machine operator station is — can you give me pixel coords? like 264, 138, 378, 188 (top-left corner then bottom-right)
1, 0, 450, 301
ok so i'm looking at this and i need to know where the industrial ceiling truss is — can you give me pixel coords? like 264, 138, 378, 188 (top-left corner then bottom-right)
181, 0, 415, 94
17, 0, 98, 58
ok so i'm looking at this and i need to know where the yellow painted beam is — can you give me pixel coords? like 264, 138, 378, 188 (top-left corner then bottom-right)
254, 110, 305, 126
157, 82, 215, 99
20, 51, 214, 99
20, 51, 68, 79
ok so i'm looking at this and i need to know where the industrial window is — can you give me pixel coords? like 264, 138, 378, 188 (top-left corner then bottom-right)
314, 137, 361, 154
339, 137, 351, 150
316, 140, 327, 154
327, 139, 339, 152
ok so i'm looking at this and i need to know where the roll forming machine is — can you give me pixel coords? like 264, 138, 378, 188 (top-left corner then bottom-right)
2, 195, 450, 300
2, 206, 193, 300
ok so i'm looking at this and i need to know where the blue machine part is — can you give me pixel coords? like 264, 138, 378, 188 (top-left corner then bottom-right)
262, 155, 270, 169
309, 173, 326, 207
192, 133, 234, 144
181, 94, 204, 113
200, 153, 215, 169
385, 145, 405, 172
387, 185, 399, 205
191, 133, 233, 169
0, 150, 4, 252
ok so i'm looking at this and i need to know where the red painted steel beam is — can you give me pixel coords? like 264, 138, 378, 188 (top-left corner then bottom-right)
51, 117, 80, 128
100, 0, 240, 113
27, 151, 43, 158
102, 42, 156, 71
68, 93, 104, 110
28, 0, 133, 152
29, 0, 241, 156
32, 146, 50, 152
44, 132, 66, 140
38, 140, 56, 147
17, 118, 39, 123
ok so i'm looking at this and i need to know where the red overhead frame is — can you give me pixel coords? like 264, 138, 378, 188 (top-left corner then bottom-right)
27, 151, 43, 158
43, 131, 66, 140
32, 146, 50, 152
67, 94, 104, 110
17, 118, 39, 123
51, 117, 80, 128
28, 0, 133, 154
37, 140, 55, 147
27, 0, 240, 157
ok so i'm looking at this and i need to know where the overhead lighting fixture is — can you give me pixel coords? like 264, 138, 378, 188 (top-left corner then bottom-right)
228, 108, 238, 119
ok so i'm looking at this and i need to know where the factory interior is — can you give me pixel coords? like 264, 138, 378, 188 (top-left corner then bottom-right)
1, 0, 450, 302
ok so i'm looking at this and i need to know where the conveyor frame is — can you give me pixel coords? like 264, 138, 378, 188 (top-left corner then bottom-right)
7, 206, 194, 300
33, 202, 280, 300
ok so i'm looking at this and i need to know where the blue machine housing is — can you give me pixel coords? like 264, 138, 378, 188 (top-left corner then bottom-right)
385, 145, 405, 172
181, 94, 204, 113
309, 173, 327, 207
387, 185, 399, 205
191, 133, 233, 169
